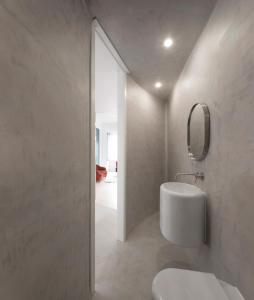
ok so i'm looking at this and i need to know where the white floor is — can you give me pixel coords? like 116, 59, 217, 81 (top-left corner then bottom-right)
95, 172, 117, 210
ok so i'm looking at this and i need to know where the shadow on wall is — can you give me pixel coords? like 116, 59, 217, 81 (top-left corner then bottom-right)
126, 76, 166, 235
157, 244, 195, 271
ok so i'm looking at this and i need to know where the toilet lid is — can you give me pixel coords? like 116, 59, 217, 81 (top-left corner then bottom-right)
152, 269, 229, 300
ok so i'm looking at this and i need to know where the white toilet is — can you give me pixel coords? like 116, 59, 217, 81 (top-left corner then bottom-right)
152, 268, 244, 300
152, 183, 244, 300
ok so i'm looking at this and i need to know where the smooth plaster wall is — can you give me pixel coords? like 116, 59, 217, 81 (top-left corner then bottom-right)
126, 76, 165, 234
0, 1, 91, 299
167, 0, 254, 298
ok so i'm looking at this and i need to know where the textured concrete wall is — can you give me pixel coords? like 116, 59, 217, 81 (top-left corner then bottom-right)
126, 76, 165, 234
167, 0, 254, 298
0, 1, 91, 299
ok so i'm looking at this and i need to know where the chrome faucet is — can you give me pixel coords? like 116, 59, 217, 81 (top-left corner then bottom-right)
175, 172, 204, 181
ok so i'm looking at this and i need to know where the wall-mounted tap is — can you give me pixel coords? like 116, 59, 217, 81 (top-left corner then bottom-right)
175, 172, 204, 181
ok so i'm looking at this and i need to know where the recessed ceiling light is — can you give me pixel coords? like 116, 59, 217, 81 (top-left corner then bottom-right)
163, 38, 174, 48
155, 82, 162, 88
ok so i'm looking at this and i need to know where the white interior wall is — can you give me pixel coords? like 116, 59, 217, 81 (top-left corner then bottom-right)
95, 31, 118, 169
99, 128, 108, 167
95, 32, 118, 114
108, 133, 118, 162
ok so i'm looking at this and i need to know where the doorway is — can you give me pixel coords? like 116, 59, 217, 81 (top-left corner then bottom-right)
90, 19, 129, 295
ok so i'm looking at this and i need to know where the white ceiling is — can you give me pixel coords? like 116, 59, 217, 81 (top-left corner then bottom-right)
88, 0, 217, 100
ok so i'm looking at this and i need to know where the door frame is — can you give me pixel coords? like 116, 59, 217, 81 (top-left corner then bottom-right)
89, 18, 129, 296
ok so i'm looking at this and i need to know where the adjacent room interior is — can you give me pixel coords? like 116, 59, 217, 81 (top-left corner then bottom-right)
93, 23, 128, 294
94, 27, 119, 282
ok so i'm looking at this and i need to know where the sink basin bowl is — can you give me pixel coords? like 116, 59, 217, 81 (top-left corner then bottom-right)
160, 182, 207, 247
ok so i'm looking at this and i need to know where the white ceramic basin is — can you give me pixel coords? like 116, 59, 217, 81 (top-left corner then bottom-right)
160, 182, 207, 247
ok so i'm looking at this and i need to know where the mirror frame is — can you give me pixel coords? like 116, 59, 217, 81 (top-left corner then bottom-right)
187, 103, 210, 161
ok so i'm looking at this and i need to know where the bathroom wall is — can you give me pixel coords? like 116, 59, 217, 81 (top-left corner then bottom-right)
126, 76, 165, 234
167, 0, 254, 298
0, 1, 91, 299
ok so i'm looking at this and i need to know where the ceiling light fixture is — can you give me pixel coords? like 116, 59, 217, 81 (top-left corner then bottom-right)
163, 38, 174, 48
155, 82, 162, 88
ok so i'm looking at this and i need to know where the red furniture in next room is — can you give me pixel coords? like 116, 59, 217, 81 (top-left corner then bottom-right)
96, 164, 107, 182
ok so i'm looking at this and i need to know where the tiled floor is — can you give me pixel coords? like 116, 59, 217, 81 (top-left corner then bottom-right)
94, 205, 198, 300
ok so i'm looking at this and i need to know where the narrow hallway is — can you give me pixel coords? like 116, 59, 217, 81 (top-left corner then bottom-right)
1, 0, 254, 299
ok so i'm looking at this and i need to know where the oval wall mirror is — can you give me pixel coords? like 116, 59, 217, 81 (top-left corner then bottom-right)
187, 103, 210, 161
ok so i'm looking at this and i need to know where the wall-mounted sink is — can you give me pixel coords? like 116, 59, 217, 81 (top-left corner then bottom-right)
160, 182, 207, 247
